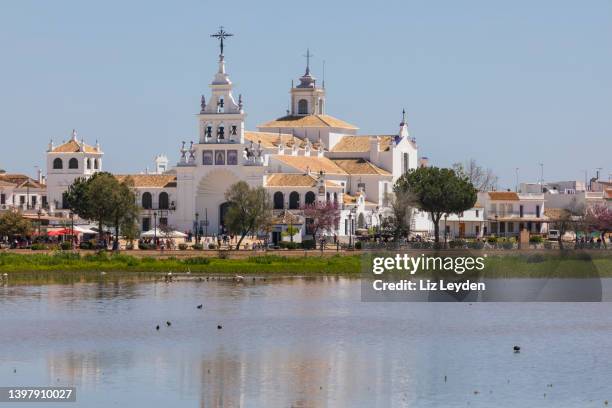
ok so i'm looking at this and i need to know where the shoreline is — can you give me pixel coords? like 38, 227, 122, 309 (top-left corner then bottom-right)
0, 250, 611, 285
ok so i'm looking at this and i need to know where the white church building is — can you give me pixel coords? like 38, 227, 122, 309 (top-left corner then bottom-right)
44, 33, 419, 243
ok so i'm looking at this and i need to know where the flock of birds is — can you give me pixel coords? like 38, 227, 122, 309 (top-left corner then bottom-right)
155, 303, 222, 331
154, 271, 248, 331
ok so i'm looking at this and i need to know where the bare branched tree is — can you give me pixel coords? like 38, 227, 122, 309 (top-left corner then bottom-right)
452, 159, 498, 192
381, 190, 415, 240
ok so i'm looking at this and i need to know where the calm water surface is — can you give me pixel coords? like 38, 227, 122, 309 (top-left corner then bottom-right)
1, 278, 612, 407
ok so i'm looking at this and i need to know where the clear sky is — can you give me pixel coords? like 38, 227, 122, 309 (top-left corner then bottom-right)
0, 0, 610, 188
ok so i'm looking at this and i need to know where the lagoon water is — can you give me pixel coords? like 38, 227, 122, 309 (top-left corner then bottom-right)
1, 278, 612, 407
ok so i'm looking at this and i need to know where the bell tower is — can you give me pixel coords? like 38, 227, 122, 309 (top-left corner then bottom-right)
290, 49, 326, 116
197, 27, 245, 144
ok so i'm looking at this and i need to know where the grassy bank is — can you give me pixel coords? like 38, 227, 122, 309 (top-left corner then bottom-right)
0, 252, 362, 284
1, 251, 611, 285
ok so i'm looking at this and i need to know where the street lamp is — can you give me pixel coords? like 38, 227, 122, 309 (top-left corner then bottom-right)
495, 214, 499, 238
70, 212, 75, 249
153, 211, 158, 246
348, 212, 353, 249
203, 208, 209, 238
37, 209, 42, 237
195, 212, 199, 243
444, 214, 448, 246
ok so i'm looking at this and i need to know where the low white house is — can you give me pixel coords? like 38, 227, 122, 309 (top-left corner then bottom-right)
480, 191, 548, 237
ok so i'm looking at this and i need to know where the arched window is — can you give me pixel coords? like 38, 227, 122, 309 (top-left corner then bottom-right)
318, 98, 324, 114
86, 158, 91, 169
142, 192, 152, 209
333, 192, 338, 203
217, 124, 225, 140
53, 158, 63, 169
305, 191, 315, 205
94, 159, 99, 169
68, 158, 78, 169
273, 191, 284, 210
298, 99, 308, 115
289, 191, 300, 209
158, 192, 169, 210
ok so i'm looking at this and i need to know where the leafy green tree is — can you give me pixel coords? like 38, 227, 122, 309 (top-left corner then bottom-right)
64, 172, 138, 247
109, 177, 139, 251
223, 181, 272, 249
395, 167, 477, 243
0, 211, 32, 240
63, 177, 91, 217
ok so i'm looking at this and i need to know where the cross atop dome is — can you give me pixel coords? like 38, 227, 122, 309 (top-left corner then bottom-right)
210, 26, 233, 56
304, 48, 313, 76
297, 48, 316, 89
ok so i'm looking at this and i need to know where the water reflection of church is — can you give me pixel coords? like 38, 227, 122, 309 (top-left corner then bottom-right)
45, 29, 419, 241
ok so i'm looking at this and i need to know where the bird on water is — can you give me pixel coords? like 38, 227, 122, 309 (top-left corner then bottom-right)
513, 345, 521, 353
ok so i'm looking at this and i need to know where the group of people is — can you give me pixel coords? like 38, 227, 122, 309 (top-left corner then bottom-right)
138, 237, 177, 251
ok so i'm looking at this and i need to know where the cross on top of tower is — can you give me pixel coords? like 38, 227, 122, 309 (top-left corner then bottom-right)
303, 48, 313, 75
211, 26, 233, 56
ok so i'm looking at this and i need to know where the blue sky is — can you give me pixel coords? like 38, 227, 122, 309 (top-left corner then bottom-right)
0, 0, 610, 188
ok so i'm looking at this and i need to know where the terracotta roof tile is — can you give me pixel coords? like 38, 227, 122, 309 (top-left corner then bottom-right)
331, 135, 395, 152
273, 155, 347, 175
488, 191, 519, 201
265, 173, 317, 187
115, 174, 177, 188
51, 140, 99, 153
0, 174, 43, 189
331, 158, 391, 176
259, 114, 358, 130
244, 131, 301, 148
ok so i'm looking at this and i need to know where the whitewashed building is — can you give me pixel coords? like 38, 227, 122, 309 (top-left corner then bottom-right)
42, 39, 419, 242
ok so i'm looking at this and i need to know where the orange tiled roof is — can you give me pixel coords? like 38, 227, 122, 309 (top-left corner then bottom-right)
273, 155, 346, 175
265, 173, 317, 187
331, 158, 391, 176
488, 191, 519, 201
244, 131, 302, 148
331, 135, 395, 152
115, 174, 177, 188
51, 139, 99, 153
259, 114, 358, 130
0, 174, 44, 189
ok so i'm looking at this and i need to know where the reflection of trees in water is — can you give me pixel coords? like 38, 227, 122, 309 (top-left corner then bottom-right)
47, 350, 136, 387
44, 282, 144, 308
197, 345, 366, 407
199, 347, 243, 408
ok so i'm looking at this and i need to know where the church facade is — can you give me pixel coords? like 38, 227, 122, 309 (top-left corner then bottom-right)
44, 39, 419, 242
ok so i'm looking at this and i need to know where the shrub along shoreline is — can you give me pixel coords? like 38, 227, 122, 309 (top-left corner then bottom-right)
0, 251, 610, 284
